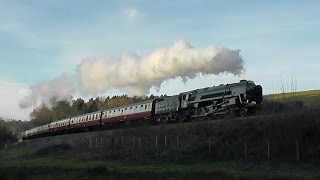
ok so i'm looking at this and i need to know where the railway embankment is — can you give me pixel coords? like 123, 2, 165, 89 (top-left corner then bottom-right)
1, 108, 320, 179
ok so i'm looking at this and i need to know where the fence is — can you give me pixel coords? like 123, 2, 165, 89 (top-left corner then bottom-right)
5, 134, 319, 163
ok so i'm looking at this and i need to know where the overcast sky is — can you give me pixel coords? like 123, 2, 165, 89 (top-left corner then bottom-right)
1, 0, 319, 120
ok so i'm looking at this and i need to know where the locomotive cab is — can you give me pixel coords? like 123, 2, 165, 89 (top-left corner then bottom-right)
180, 93, 190, 109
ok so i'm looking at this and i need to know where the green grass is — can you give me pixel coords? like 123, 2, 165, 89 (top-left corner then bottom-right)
0, 157, 320, 179
264, 89, 320, 107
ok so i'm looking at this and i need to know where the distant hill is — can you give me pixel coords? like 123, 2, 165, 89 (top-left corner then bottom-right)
264, 89, 320, 107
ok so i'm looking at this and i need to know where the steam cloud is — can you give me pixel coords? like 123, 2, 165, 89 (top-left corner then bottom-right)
19, 74, 75, 108
20, 40, 245, 109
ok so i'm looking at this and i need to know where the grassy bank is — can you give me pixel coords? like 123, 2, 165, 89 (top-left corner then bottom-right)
2, 106, 320, 179
264, 90, 320, 107
0, 157, 320, 180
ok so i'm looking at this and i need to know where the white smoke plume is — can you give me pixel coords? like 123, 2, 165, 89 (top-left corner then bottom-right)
20, 40, 244, 109
77, 40, 244, 95
19, 73, 75, 108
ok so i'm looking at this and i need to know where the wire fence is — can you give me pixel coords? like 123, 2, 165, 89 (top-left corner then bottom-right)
5, 134, 320, 163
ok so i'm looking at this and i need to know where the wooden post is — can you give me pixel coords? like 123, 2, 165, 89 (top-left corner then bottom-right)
155, 136, 158, 148
244, 140, 247, 158
95, 138, 98, 148
100, 138, 102, 146
111, 137, 114, 149
164, 135, 167, 147
296, 140, 299, 162
90, 138, 92, 148
121, 136, 124, 146
267, 139, 270, 160
176, 136, 179, 148
133, 138, 135, 148
139, 137, 141, 148
115, 137, 118, 146
208, 137, 211, 152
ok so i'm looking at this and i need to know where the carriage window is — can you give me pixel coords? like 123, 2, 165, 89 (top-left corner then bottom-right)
141, 105, 143, 107
145, 105, 147, 109
130, 107, 132, 109
135, 106, 137, 108
183, 95, 186, 100
125, 108, 127, 110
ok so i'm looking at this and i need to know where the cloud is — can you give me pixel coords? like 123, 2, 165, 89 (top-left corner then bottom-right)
77, 40, 244, 96
20, 40, 244, 109
122, 8, 145, 21
124, 8, 139, 17
0, 82, 32, 120
19, 73, 75, 109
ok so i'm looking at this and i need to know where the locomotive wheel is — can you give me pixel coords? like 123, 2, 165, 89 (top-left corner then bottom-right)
205, 113, 215, 121
224, 108, 232, 119
239, 108, 248, 117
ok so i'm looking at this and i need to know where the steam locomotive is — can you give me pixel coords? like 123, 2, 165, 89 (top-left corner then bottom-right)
22, 80, 262, 140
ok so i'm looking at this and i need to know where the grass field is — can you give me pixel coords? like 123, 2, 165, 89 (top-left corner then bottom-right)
1, 109, 320, 179
0, 156, 320, 180
264, 90, 320, 107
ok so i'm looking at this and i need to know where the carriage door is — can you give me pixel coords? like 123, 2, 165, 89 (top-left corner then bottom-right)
181, 93, 189, 109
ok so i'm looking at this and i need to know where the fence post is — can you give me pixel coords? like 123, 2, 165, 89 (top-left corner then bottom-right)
95, 138, 98, 148
176, 136, 179, 148
208, 137, 211, 152
155, 136, 158, 148
133, 137, 135, 148
90, 138, 92, 149
267, 139, 270, 160
244, 140, 247, 158
296, 140, 299, 162
165, 135, 167, 147
115, 137, 118, 146
139, 137, 141, 148
121, 136, 124, 146
100, 138, 103, 146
